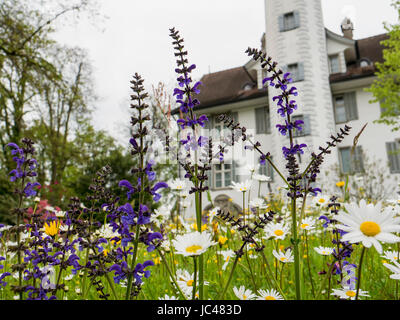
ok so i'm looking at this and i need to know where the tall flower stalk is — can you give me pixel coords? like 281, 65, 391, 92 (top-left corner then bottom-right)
242, 47, 352, 299
117, 73, 167, 300
169, 27, 210, 299
7, 138, 40, 299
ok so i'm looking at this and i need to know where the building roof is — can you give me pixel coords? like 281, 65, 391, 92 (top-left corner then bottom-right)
172, 66, 267, 115
172, 32, 388, 114
329, 33, 389, 83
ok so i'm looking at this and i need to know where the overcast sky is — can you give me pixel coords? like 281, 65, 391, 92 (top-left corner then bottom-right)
52, 0, 399, 142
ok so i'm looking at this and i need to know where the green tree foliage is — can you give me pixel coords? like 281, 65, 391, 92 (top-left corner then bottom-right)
368, 0, 400, 131
0, 0, 105, 220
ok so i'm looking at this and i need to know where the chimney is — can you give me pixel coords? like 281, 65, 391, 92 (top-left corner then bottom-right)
341, 17, 354, 39
261, 32, 266, 51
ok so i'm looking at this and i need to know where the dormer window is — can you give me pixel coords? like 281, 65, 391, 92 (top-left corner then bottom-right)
360, 59, 371, 67
329, 54, 340, 74
243, 83, 253, 91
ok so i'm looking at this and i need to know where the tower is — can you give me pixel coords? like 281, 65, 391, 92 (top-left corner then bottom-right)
264, 0, 338, 178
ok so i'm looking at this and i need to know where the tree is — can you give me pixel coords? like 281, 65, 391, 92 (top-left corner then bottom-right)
0, 0, 100, 219
368, 0, 400, 131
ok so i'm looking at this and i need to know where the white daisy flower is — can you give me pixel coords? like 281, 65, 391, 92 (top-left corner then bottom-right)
55, 210, 65, 218
181, 199, 191, 209
312, 194, 330, 207
153, 204, 173, 222
159, 294, 178, 300
253, 174, 271, 182
335, 200, 400, 254
208, 207, 220, 223
64, 274, 74, 281
97, 224, 119, 239
272, 249, 294, 263
249, 198, 267, 209
175, 269, 208, 298
300, 217, 316, 231
246, 164, 259, 174
0, 225, 11, 233
331, 286, 369, 300
233, 286, 256, 300
257, 288, 284, 300
176, 269, 195, 295
172, 231, 216, 257
314, 246, 334, 256
169, 179, 187, 191
59, 224, 70, 232
45, 205, 55, 212
264, 222, 290, 240
231, 180, 252, 193
381, 250, 400, 263
383, 260, 400, 280
219, 250, 236, 270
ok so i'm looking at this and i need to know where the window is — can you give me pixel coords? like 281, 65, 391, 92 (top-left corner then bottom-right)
284, 12, 295, 31
291, 114, 311, 137
214, 163, 232, 188
255, 106, 271, 134
386, 141, 400, 173
333, 92, 358, 124
279, 11, 300, 32
329, 54, 340, 74
339, 146, 364, 174
209, 161, 239, 189
360, 59, 371, 67
243, 83, 253, 91
282, 63, 304, 82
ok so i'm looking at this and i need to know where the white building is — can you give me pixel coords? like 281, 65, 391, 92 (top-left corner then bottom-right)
173, 0, 399, 215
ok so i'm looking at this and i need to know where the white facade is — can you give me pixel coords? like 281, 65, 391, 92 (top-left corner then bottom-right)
180, 0, 400, 218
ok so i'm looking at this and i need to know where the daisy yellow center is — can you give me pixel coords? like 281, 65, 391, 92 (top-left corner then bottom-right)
346, 290, 356, 297
265, 296, 276, 300
274, 230, 284, 236
243, 295, 247, 299
186, 280, 194, 286
360, 221, 381, 237
318, 198, 325, 203
300, 223, 309, 229
186, 245, 203, 254
280, 257, 287, 262
44, 221, 60, 237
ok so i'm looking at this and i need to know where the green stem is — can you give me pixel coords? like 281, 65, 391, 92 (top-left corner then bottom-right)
290, 196, 301, 300
305, 231, 315, 298
192, 256, 198, 300
194, 190, 204, 299
280, 263, 285, 290
219, 255, 239, 299
315, 261, 335, 299
156, 248, 187, 300
355, 247, 367, 300
259, 250, 288, 300
125, 224, 141, 300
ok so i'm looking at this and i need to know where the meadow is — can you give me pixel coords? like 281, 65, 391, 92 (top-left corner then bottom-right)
1, 27, 400, 301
